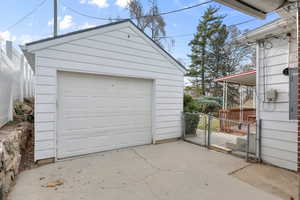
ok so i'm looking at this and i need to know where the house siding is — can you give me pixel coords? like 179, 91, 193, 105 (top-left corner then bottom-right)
257, 31, 298, 171
297, 10, 300, 172
30, 23, 184, 161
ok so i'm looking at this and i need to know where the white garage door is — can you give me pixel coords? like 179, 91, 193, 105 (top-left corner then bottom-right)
57, 72, 153, 159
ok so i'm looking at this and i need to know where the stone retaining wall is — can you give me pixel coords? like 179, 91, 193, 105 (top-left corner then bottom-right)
0, 122, 33, 198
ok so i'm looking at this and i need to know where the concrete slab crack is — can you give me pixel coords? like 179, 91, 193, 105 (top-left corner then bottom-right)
228, 164, 252, 175
131, 149, 160, 171
131, 148, 185, 174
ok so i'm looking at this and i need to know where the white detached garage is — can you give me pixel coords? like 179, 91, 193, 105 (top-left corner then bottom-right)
23, 20, 185, 161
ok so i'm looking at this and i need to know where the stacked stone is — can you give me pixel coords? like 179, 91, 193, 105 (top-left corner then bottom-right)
0, 123, 32, 195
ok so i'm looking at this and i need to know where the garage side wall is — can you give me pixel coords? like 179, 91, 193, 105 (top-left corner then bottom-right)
257, 31, 298, 170
33, 25, 184, 161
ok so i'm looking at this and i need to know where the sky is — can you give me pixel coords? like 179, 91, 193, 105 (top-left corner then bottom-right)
0, 0, 278, 64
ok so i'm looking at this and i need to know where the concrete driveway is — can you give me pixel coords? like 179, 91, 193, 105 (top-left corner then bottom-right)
9, 141, 280, 200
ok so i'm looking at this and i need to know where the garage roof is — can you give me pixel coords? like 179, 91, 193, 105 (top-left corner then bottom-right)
24, 20, 186, 72
214, 70, 256, 86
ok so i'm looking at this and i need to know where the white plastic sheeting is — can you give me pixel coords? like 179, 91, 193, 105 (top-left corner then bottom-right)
0, 38, 34, 127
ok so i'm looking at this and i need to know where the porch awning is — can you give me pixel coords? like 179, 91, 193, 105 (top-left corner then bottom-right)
214, 70, 256, 86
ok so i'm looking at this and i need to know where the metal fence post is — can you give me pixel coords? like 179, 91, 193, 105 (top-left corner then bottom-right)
258, 119, 262, 162
207, 115, 211, 148
204, 115, 207, 147
246, 123, 250, 161
182, 112, 186, 139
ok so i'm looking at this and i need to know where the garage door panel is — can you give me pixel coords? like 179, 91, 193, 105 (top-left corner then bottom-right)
62, 97, 152, 111
61, 116, 152, 131
60, 132, 151, 157
61, 127, 152, 139
62, 112, 151, 120
57, 72, 153, 158
62, 106, 152, 114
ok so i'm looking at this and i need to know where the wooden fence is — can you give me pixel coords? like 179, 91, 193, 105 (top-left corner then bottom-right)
0, 37, 34, 127
219, 108, 256, 134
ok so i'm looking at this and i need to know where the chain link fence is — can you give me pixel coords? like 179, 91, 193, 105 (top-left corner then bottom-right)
183, 112, 258, 161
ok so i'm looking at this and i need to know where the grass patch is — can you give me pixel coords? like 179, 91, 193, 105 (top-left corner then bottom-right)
198, 116, 220, 132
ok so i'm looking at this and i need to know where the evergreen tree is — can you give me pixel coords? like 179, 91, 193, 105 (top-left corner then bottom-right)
206, 25, 253, 106
186, 6, 224, 96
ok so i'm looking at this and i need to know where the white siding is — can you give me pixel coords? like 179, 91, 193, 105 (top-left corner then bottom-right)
30, 22, 184, 161
257, 31, 298, 171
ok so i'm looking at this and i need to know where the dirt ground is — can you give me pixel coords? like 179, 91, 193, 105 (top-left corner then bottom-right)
231, 163, 298, 200
19, 130, 34, 172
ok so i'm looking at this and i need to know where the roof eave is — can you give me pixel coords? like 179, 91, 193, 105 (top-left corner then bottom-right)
23, 19, 186, 73
238, 17, 295, 43
214, 0, 267, 19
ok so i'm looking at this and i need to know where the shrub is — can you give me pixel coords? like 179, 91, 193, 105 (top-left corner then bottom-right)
184, 94, 200, 113
184, 113, 200, 136
196, 96, 221, 115
183, 94, 200, 136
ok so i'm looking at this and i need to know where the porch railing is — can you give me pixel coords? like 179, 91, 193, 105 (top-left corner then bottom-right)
219, 108, 255, 134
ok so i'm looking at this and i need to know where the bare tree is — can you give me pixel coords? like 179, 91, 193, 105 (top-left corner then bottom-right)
127, 0, 149, 30
127, 0, 170, 47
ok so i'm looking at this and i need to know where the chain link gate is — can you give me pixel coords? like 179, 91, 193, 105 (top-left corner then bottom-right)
183, 113, 259, 161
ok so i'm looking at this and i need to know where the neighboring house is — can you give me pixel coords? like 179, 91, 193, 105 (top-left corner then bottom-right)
239, 17, 297, 170
0, 38, 34, 128
22, 20, 185, 161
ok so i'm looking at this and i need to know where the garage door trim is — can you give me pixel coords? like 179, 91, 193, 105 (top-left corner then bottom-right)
55, 70, 156, 160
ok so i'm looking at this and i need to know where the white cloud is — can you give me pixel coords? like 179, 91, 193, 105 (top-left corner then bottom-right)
0, 31, 36, 45
18, 35, 34, 45
115, 0, 132, 8
48, 15, 74, 30
60, 15, 74, 30
48, 19, 54, 26
80, 22, 96, 29
0, 31, 16, 41
48, 16, 61, 26
81, 0, 109, 8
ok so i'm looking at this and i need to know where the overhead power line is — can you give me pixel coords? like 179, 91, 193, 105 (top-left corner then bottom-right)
232, 19, 256, 26
154, 0, 213, 17
156, 19, 257, 38
5, 0, 48, 30
61, 0, 213, 21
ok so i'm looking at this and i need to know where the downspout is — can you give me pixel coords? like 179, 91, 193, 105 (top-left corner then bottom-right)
287, 32, 291, 70
297, 0, 300, 175
296, 2, 300, 198
256, 42, 261, 161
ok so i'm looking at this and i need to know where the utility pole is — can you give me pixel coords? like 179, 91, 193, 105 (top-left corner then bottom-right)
149, 0, 157, 40
54, 0, 58, 37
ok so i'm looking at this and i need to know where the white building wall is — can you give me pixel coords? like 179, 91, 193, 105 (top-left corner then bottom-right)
28, 22, 184, 161
257, 31, 298, 170
0, 48, 15, 127
0, 38, 34, 128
